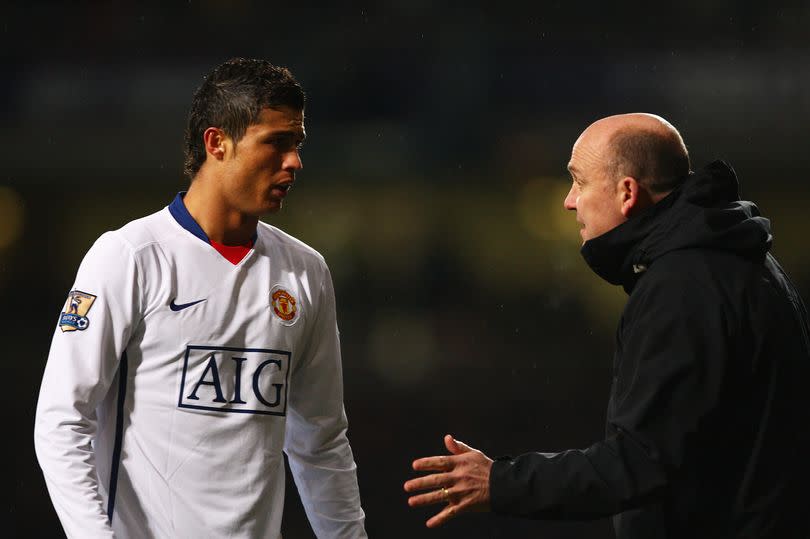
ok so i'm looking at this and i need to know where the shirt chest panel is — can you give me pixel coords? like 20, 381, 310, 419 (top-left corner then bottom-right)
130, 243, 313, 419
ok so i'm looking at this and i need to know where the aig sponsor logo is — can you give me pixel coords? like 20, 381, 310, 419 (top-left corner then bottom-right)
179, 346, 290, 416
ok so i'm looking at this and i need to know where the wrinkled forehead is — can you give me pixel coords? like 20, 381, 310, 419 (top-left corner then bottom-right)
568, 127, 609, 172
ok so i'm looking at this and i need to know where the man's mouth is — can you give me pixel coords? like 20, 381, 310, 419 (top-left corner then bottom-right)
272, 182, 294, 196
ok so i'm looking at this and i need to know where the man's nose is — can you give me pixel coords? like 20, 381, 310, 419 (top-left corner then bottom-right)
563, 185, 577, 210
284, 150, 303, 170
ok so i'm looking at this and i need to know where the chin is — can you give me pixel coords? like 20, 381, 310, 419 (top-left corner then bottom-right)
251, 195, 282, 214
260, 201, 283, 215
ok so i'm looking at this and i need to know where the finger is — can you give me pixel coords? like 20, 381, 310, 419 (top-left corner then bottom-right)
412, 455, 452, 472
425, 504, 460, 529
444, 434, 471, 455
407, 486, 453, 507
403, 472, 451, 493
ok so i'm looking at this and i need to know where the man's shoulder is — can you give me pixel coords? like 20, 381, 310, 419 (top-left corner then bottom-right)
648, 247, 758, 282
257, 221, 327, 267
106, 206, 178, 252
630, 247, 757, 307
78, 207, 180, 270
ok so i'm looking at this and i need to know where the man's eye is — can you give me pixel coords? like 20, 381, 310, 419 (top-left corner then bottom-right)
269, 137, 304, 150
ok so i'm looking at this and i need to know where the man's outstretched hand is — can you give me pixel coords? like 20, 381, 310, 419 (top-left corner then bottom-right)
404, 434, 494, 528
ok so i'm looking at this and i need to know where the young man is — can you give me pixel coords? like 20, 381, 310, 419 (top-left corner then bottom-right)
35, 58, 367, 538
404, 113, 810, 538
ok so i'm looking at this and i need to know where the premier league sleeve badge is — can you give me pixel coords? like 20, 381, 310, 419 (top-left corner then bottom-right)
59, 290, 97, 332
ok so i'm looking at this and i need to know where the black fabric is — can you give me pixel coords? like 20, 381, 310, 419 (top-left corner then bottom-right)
490, 161, 810, 538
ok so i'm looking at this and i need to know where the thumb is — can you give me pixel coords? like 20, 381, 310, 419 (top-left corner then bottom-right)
444, 434, 471, 455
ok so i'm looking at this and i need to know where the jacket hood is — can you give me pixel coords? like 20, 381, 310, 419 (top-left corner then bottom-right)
581, 160, 773, 292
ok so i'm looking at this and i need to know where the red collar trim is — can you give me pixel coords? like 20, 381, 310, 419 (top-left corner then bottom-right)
209, 239, 254, 265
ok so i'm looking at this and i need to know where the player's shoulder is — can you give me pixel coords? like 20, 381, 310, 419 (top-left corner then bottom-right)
101, 206, 179, 253
79, 207, 182, 270
257, 221, 327, 267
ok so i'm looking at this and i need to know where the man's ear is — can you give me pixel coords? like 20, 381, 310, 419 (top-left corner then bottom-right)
203, 127, 229, 161
618, 176, 644, 218
619, 176, 658, 219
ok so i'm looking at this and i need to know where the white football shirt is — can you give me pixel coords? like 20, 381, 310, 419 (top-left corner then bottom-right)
34, 194, 367, 538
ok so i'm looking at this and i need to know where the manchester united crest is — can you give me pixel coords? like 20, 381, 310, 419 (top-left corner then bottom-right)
271, 286, 298, 324
59, 290, 97, 332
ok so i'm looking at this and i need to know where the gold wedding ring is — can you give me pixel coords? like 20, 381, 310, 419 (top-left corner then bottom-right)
441, 487, 448, 500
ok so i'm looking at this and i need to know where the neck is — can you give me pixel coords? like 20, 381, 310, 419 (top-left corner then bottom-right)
183, 179, 258, 245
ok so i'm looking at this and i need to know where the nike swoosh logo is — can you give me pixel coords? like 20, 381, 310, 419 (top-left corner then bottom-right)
169, 298, 207, 312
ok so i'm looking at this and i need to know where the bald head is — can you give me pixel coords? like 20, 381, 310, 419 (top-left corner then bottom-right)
575, 113, 690, 195
565, 114, 691, 242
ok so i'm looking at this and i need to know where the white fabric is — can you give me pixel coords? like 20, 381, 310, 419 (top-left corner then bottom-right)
34, 206, 366, 538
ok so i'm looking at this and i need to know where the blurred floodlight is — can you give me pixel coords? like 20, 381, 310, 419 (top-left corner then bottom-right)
0, 186, 25, 249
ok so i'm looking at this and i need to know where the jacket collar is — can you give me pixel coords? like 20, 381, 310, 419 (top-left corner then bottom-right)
580, 161, 772, 293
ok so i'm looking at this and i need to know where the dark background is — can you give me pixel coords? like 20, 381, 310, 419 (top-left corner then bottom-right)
5, 2, 810, 538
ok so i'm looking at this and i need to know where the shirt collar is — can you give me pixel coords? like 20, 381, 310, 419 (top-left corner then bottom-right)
167, 192, 259, 244
168, 191, 209, 244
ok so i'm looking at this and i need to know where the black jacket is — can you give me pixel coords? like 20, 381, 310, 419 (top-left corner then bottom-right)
490, 161, 810, 538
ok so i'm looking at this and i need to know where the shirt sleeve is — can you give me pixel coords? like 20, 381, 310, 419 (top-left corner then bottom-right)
34, 232, 141, 538
490, 272, 731, 519
283, 262, 367, 538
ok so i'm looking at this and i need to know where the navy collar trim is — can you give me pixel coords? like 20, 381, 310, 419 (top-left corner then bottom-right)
168, 192, 258, 245
168, 192, 210, 244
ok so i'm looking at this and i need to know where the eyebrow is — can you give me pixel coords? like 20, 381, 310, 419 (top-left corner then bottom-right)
567, 164, 578, 175
264, 129, 306, 142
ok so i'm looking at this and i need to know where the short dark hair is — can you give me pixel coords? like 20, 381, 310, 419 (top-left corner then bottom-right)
606, 128, 691, 194
183, 57, 306, 179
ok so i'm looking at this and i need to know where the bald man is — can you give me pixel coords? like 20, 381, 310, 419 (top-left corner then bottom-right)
405, 114, 810, 538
